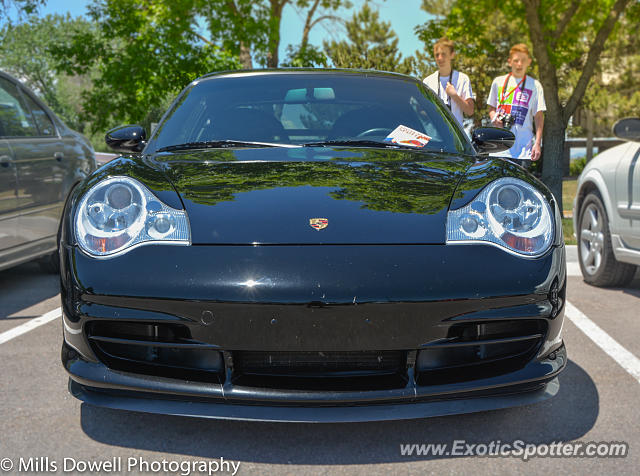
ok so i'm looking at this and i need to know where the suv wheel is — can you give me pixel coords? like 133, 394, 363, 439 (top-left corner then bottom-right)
577, 192, 636, 287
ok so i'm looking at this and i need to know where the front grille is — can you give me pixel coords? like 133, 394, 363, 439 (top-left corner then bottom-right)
235, 350, 404, 375
232, 350, 408, 391
86, 321, 224, 383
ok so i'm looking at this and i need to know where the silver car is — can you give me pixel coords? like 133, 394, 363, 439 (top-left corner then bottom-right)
0, 71, 95, 272
573, 117, 640, 286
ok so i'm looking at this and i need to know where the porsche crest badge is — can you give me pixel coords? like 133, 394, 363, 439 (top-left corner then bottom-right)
309, 218, 328, 231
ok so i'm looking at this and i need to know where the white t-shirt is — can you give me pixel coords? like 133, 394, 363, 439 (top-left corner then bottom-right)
486, 74, 546, 159
423, 70, 474, 127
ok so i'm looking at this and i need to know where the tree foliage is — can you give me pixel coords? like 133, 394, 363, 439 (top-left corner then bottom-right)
204, 0, 350, 68
0, 0, 44, 22
572, 10, 640, 135
416, 0, 637, 210
324, 2, 415, 74
53, 0, 239, 132
51, 0, 354, 132
0, 14, 95, 132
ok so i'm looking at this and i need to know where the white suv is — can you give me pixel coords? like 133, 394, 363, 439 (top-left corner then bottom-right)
573, 117, 640, 286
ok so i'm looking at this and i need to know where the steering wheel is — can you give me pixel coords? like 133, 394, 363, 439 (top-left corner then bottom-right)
356, 127, 394, 138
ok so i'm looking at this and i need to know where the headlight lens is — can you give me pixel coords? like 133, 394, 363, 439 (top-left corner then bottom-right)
75, 176, 190, 257
447, 177, 554, 256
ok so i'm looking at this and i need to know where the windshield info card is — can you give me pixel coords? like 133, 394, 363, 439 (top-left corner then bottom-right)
384, 125, 431, 148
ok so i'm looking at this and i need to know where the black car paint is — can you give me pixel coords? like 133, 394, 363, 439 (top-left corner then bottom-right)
105, 124, 146, 153
160, 148, 469, 244
60, 142, 566, 421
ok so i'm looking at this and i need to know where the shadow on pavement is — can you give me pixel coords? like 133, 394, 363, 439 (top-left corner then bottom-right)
575, 268, 640, 297
622, 271, 640, 297
80, 360, 597, 464
0, 261, 59, 319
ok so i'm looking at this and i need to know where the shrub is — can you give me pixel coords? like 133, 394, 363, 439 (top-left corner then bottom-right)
570, 157, 587, 176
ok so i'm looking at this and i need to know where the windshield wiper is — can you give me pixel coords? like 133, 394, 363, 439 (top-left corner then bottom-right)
157, 140, 297, 152
303, 139, 423, 149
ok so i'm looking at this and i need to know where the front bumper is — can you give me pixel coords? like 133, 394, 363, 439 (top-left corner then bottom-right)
68, 372, 562, 423
61, 243, 567, 422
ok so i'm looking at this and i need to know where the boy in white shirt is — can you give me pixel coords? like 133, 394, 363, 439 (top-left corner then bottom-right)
487, 43, 546, 167
423, 37, 475, 128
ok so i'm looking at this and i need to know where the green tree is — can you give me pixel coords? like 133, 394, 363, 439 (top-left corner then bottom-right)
324, 2, 415, 74
54, 0, 239, 132
0, 14, 96, 131
0, 0, 44, 22
282, 0, 352, 67
571, 12, 640, 136
204, 0, 351, 68
54, 0, 352, 131
416, 0, 637, 210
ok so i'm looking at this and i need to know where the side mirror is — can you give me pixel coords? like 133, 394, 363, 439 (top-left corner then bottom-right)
613, 117, 640, 142
472, 127, 515, 155
105, 125, 147, 153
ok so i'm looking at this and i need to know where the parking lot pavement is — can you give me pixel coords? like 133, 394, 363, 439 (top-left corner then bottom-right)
0, 248, 639, 475
95, 152, 118, 165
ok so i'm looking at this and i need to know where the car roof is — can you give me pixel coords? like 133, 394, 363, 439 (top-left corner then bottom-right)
195, 68, 419, 84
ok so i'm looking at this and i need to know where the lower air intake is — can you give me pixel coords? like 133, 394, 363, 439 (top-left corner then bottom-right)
232, 350, 408, 391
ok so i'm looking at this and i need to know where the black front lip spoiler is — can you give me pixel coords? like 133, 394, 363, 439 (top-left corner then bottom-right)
69, 378, 559, 423
65, 344, 565, 422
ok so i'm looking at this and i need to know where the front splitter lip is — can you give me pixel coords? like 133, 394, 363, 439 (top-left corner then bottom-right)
65, 343, 566, 422
69, 378, 559, 423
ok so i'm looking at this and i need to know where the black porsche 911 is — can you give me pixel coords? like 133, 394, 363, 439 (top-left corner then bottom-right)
60, 70, 566, 422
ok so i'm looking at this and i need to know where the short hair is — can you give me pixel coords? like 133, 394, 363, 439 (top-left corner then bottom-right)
509, 43, 531, 58
433, 37, 455, 54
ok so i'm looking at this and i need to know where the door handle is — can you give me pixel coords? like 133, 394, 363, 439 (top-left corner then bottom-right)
54, 152, 64, 161
0, 155, 13, 167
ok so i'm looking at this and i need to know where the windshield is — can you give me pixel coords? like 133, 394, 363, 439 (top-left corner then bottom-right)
149, 72, 474, 155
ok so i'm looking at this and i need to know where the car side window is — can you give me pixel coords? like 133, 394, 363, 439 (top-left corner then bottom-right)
21, 91, 56, 137
0, 77, 38, 138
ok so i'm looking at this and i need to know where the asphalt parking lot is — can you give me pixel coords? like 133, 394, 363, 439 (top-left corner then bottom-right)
1, 246, 639, 475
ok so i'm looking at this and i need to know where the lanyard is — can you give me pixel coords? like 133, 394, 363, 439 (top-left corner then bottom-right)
499, 73, 526, 106
438, 70, 455, 109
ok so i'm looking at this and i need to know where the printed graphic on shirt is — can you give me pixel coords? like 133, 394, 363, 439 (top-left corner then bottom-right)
499, 85, 532, 126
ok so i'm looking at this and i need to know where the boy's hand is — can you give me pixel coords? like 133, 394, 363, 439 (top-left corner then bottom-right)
445, 82, 458, 98
531, 142, 542, 161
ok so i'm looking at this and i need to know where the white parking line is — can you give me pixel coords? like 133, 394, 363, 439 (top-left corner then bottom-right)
567, 262, 581, 276
0, 307, 61, 345
565, 300, 640, 384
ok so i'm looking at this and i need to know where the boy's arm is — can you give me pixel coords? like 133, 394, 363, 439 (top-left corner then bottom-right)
450, 93, 474, 116
447, 76, 475, 116
487, 79, 501, 126
488, 106, 502, 127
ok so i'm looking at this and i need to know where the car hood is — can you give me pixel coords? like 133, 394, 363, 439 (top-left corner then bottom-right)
154, 147, 473, 245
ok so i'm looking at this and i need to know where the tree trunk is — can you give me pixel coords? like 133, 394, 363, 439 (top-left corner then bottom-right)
541, 113, 565, 214
239, 42, 253, 69
302, 0, 321, 49
267, 0, 286, 68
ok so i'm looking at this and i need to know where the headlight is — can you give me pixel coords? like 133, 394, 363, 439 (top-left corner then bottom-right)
447, 177, 554, 257
75, 176, 190, 257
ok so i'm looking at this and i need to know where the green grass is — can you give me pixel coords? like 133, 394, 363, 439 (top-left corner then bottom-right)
561, 178, 578, 245
562, 218, 576, 245
562, 178, 578, 215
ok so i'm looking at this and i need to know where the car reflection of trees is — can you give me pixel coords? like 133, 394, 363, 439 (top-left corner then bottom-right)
448, 158, 534, 209
159, 150, 470, 215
